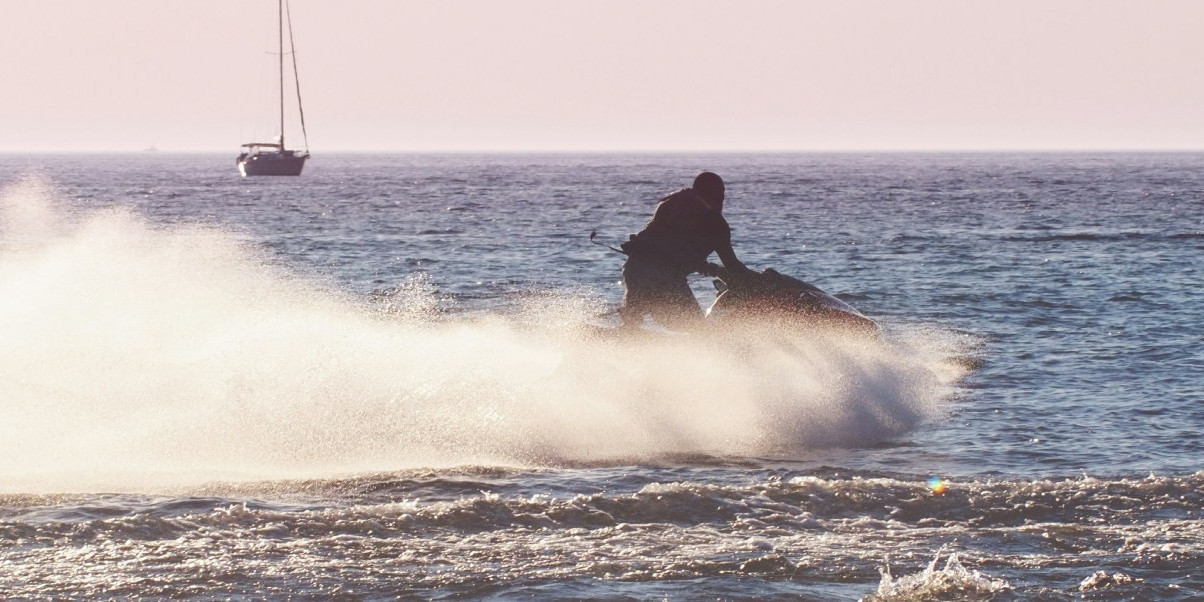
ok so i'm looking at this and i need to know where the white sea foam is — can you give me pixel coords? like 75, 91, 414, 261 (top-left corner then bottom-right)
0, 181, 967, 491
868, 549, 1011, 601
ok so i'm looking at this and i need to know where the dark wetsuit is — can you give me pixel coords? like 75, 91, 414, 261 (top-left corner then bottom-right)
619, 187, 742, 329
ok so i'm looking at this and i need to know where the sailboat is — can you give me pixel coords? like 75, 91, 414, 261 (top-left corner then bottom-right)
237, 0, 309, 177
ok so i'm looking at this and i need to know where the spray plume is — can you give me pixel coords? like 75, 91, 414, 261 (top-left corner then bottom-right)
0, 178, 965, 491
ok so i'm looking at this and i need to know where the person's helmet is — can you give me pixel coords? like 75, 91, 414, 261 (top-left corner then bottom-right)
693, 171, 725, 204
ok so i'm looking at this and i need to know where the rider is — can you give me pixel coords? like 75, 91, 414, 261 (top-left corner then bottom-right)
619, 171, 755, 330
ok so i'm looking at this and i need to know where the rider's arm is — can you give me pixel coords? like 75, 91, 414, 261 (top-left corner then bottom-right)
710, 218, 757, 285
715, 239, 746, 272
713, 214, 749, 272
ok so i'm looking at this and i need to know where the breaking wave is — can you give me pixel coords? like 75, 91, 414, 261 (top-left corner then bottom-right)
2, 470, 1199, 598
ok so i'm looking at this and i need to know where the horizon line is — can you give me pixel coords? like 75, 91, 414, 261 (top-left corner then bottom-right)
6, 147, 1204, 155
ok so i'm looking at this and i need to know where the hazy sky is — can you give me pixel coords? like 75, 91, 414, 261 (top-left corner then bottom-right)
2, 0, 1202, 152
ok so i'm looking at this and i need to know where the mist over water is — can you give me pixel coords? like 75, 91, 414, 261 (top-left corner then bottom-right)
0, 178, 959, 492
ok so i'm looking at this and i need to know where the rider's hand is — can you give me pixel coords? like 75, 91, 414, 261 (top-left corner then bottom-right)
699, 262, 724, 278
728, 265, 761, 288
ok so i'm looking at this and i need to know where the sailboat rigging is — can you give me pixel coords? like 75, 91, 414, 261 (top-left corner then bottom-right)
237, 0, 309, 176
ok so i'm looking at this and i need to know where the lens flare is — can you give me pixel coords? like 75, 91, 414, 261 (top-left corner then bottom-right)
927, 476, 948, 495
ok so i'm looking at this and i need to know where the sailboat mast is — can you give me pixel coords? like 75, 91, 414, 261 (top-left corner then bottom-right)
286, 0, 309, 152
278, 0, 285, 150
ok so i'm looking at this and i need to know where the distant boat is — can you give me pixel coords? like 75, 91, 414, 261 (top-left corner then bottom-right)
238, 0, 309, 177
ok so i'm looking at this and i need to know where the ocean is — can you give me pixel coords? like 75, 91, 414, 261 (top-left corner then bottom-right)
0, 152, 1200, 600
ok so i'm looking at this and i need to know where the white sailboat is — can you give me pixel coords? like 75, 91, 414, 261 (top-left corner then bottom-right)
237, 0, 309, 176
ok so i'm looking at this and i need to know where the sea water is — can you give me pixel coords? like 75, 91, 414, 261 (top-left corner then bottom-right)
0, 152, 1199, 599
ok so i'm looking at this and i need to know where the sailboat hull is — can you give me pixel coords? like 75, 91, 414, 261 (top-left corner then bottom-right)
237, 151, 308, 176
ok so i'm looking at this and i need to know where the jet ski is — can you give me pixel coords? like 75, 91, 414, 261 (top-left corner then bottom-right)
580, 263, 877, 342
586, 231, 877, 338
702, 264, 879, 337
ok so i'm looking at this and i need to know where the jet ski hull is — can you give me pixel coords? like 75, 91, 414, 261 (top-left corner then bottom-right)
705, 268, 878, 336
